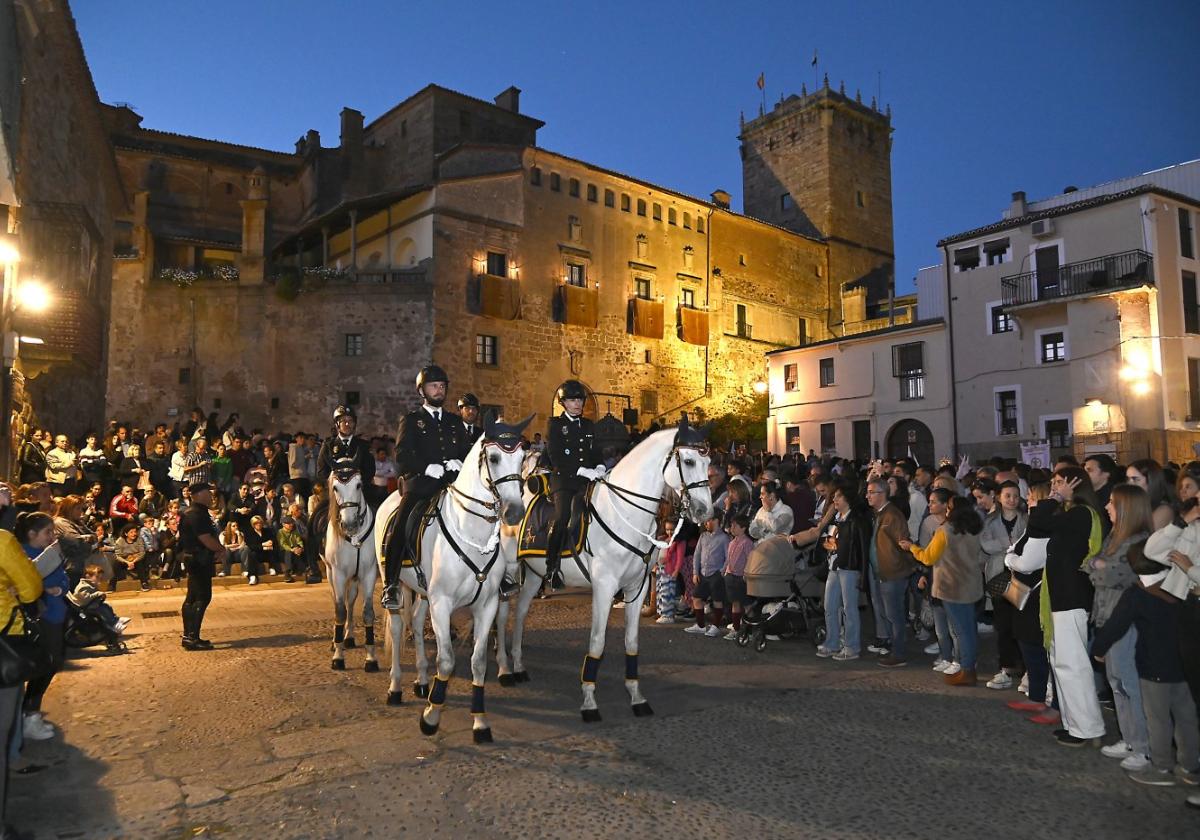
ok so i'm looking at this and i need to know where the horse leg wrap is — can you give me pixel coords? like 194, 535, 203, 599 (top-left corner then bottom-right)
334, 624, 345, 643
625, 653, 638, 681
581, 654, 603, 685
429, 675, 449, 707
364, 627, 375, 646
471, 683, 485, 715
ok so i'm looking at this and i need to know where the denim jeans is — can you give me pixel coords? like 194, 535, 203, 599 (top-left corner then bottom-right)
867, 571, 888, 645
943, 600, 978, 670
875, 576, 910, 657
1018, 639, 1056, 706
1101, 625, 1150, 756
932, 600, 955, 660
823, 569, 861, 654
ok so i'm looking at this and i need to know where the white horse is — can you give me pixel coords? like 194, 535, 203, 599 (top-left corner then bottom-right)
375, 416, 531, 743
325, 462, 380, 671
495, 422, 713, 721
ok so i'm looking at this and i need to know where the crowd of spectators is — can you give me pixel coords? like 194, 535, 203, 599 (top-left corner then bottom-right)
653, 448, 1200, 808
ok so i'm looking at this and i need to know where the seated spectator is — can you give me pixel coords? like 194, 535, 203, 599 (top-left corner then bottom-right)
68, 563, 128, 634
139, 485, 167, 520
277, 517, 304, 583
244, 515, 273, 585
219, 520, 247, 578
158, 513, 182, 580
108, 485, 139, 532
113, 521, 150, 591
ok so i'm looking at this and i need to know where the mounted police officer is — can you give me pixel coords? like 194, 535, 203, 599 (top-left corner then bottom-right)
544, 379, 605, 591
458, 393, 483, 448
382, 364, 468, 610
316, 405, 376, 497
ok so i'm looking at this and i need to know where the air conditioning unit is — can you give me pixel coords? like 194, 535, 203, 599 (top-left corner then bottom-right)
1031, 218, 1056, 238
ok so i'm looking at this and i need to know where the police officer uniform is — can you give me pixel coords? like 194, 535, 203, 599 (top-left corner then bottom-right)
382, 365, 468, 609
315, 406, 376, 492
179, 483, 222, 650
458, 393, 483, 449
544, 379, 605, 590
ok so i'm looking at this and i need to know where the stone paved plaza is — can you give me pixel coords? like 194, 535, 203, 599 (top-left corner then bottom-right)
12, 584, 1197, 839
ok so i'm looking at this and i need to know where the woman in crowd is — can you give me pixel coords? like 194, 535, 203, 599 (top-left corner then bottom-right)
918, 487, 955, 671
76, 433, 110, 500
1005, 482, 1059, 722
17, 511, 67, 744
169, 439, 188, 499
1, 523, 43, 833
814, 483, 870, 662
218, 519, 246, 578
886, 475, 911, 522
979, 480, 1027, 690
52, 495, 102, 585
721, 480, 753, 533
901, 496, 985, 686
749, 481, 793, 539
158, 513, 181, 581
1039, 466, 1106, 747
1125, 459, 1177, 531
244, 515, 273, 586
211, 442, 234, 500
1088, 483, 1153, 771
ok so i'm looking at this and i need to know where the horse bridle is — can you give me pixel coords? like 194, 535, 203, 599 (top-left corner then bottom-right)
331, 471, 370, 546
601, 443, 710, 522
445, 441, 524, 524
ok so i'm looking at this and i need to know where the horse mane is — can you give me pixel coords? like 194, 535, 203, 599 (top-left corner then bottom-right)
607, 427, 678, 491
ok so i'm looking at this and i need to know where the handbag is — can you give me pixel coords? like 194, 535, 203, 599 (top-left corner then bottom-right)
1003, 577, 1040, 610
0, 606, 38, 688
984, 569, 1012, 599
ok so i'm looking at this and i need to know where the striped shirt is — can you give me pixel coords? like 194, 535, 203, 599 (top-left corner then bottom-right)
184, 450, 213, 485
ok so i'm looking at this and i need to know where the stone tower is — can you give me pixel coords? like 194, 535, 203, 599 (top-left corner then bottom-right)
740, 79, 894, 306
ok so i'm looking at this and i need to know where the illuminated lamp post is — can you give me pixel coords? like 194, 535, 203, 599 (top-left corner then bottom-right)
0, 230, 52, 479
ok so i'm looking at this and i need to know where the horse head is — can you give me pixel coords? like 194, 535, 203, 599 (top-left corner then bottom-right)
329, 458, 366, 535
665, 419, 715, 524
482, 413, 534, 526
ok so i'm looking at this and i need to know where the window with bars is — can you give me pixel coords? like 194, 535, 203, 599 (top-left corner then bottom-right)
344, 333, 363, 356
1039, 331, 1066, 363
893, 341, 925, 401
996, 390, 1019, 436
990, 303, 1013, 334
475, 334, 498, 366
1045, 418, 1070, 448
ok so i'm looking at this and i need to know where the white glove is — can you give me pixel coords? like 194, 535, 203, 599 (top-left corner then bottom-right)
576, 467, 596, 480
424, 463, 445, 479
445, 459, 463, 472
594, 464, 607, 478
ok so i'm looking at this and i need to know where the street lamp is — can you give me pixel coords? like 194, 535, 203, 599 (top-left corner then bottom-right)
753, 379, 768, 395
0, 235, 54, 480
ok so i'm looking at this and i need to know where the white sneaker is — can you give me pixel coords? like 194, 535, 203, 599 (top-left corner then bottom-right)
977, 622, 994, 634
249, 575, 258, 585
1102, 741, 1133, 759
217, 571, 227, 577
943, 662, 962, 676
726, 623, 735, 632
816, 646, 837, 658
705, 624, 722, 637
242, 571, 249, 578
268, 568, 277, 576
723, 629, 739, 640
832, 649, 860, 661
923, 642, 940, 655
654, 615, 676, 625
986, 671, 1013, 690
23, 713, 55, 741
932, 659, 950, 672
1018, 674, 1029, 695
684, 623, 706, 634
1120, 753, 1151, 771
115, 617, 131, 632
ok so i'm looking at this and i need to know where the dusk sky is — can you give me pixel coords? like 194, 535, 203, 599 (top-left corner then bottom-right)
74, 0, 1200, 293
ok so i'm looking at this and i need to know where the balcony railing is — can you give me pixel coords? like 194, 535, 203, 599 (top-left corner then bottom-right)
1001, 249, 1153, 307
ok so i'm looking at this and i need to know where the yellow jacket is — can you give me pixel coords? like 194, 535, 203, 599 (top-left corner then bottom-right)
0, 529, 43, 634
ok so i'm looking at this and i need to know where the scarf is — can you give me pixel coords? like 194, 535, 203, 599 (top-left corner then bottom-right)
1040, 503, 1102, 651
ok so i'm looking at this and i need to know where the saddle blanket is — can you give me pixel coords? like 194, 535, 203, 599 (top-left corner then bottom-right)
516, 476, 591, 560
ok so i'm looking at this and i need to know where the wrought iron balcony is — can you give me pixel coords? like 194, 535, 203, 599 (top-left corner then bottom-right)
1001, 249, 1153, 307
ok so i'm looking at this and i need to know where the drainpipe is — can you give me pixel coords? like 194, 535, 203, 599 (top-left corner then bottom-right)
941, 244, 959, 459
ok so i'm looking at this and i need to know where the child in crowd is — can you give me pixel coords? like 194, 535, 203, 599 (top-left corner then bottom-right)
138, 515, 160, 574
1092, 548, 1200, 787
685, 515, 729, 637
277, 517, 304, 584
721, 513, 753, 640
69, 563, 129, 634
114, 521, 150, 591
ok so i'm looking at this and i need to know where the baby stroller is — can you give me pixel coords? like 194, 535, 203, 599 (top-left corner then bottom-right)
64, 602, 127, 654
737, 535, 827, 652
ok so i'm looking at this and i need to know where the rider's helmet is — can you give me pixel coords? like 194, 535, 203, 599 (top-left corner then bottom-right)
333, 404, 356, 423
457, 393, 480, 410
555, 379, 587, 404
415, 364, 449, 394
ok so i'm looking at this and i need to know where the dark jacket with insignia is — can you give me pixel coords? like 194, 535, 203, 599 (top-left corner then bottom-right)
315, 435, 375, 486
461, 421, 483, 450
396, 408, 467, 491
547, 413, 602, 493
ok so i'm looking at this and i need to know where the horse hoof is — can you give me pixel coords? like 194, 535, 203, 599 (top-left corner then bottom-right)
498, 673, 516, 688
331, 659, 345, 671
343, 637, 356, 649
514, 671, 530, 683
419, 715, 439, 737
632, 702, 655, 717
364, 660, 380, 673
581, 708, 602, 723
413, 682, 430, 699
386, 691, 403, 706
473, 727, 494, 744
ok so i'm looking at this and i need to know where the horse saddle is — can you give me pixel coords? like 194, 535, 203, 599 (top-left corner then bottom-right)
380, 494, 440, 571
516, 477, 592, 560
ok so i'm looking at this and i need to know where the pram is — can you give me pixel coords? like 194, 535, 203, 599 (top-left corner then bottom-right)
64, 601, 127, 654
736, 535, 826, 652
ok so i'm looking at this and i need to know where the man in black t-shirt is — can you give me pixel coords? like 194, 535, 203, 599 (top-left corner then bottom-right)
179, 482, 226, 650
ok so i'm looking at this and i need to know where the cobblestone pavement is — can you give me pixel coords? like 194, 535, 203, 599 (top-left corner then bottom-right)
12, 583, 1197, 838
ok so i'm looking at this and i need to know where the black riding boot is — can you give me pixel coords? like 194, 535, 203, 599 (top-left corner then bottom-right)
543, 553, 565, 592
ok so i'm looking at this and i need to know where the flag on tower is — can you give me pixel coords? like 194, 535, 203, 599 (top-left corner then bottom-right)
756, 72, 765, 90
811, 50, 818, 67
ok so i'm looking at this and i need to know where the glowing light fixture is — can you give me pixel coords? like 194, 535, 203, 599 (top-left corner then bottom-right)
15, 280, 51, 313
0, 233, 18, 265
753, 380, 768, 395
